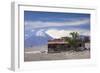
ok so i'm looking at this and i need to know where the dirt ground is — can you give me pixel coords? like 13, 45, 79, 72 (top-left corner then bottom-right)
24, 50, 90, 62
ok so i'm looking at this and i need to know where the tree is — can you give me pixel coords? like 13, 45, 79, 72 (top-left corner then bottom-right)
70, 32, 79, 51
70, 32, 79, 40
65, 32, 79, 51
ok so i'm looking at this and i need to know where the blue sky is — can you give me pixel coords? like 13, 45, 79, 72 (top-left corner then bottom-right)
24, 11, 90, 30
24, 11, 90, 48
24, 11, 90, 22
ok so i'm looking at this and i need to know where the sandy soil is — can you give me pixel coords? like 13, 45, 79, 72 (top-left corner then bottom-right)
24, 50, 90, 62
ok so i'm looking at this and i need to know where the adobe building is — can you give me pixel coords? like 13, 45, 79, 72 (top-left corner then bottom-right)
48, 39, 70, 53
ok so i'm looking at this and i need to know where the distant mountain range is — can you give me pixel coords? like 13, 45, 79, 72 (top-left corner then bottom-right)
24, 31, 90, 48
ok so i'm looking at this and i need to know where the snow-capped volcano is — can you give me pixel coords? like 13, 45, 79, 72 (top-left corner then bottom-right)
24, 30, 53, 48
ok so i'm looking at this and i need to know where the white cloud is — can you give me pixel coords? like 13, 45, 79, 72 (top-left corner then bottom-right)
36, 29, 45, 37
25, 18, 90, 29
45, 29, 90, 39
31, 29, 35, 32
